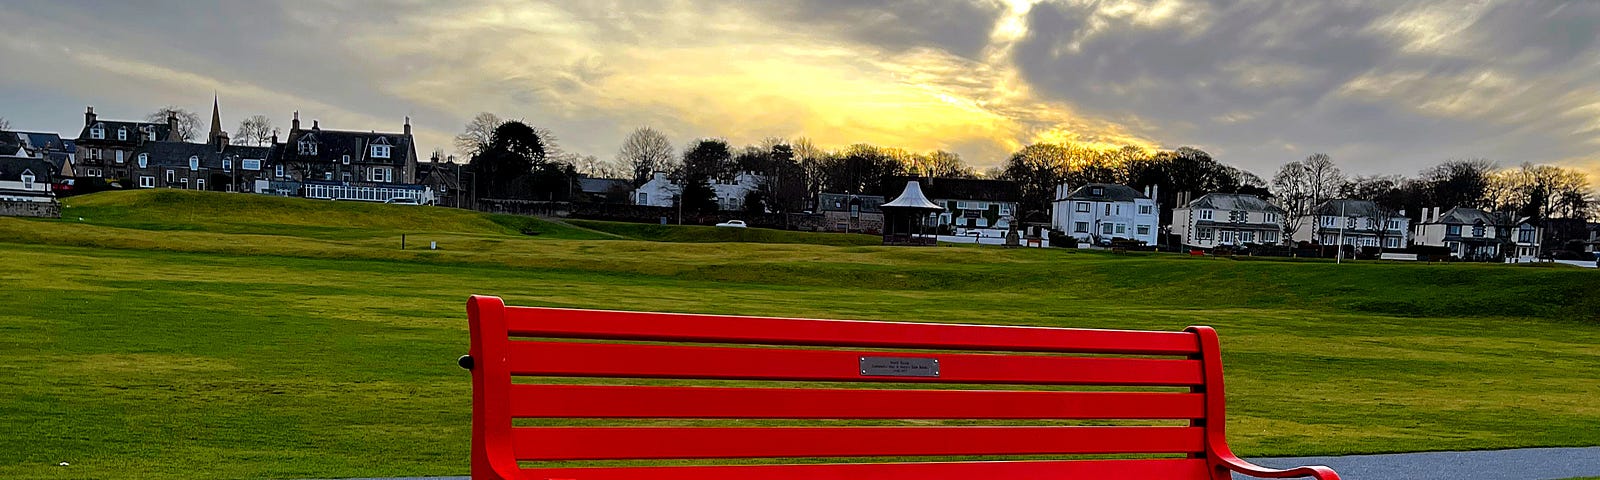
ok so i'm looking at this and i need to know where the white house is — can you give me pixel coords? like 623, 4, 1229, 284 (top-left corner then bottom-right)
0, 156, 56, 202
1412, 207, 1509, 261
1507, 217, 1543, 263
1171, 193, 1285, 249
633, 171, 763, 211
1292, 199, 1409, 249
1050, 183, 1159, 245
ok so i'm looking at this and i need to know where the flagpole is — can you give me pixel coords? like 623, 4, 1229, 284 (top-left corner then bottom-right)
1336, 201, 1346, 264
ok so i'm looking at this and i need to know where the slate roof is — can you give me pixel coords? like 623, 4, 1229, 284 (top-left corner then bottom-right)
0, 132, 74, 176
76, 119, 170, 147
281, 126, 415, 166
1184, 193, 1285, 214
578, 176, 631, 194
0, 156, 54, 183
818, 193, 887, 213
1312, 199, 1391, 218
0, 133, 22, 156
1061, 183, 1147, 202
1433, 207, 1498, 225
132, 141, 273, 170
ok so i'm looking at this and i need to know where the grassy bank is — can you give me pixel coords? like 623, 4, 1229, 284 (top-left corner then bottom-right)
0, 190, 1596, 478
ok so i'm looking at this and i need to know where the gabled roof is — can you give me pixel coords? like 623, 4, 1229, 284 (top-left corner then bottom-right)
132, 141, 273, 169
281, 126, 414, 166
1061, 183, 1147, 202
1434, 207, 1497, 225
1183, 193, 1284, 214
0, 156, 54, 183
1311, 199, 1394, 218
818, 193, 887, 213
77, 119, 170, 146
578, 176, 631, 194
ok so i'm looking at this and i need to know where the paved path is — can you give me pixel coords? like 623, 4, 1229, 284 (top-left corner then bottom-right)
1235, 447, 1600, 480
322, 447, 1600, 480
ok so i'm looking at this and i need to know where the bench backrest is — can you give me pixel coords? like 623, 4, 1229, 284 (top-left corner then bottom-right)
466, 296, 1234, 480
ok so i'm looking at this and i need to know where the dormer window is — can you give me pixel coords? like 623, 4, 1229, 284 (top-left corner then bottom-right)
189, 156, 200, 171
223, 158, 233, 172
138, 153, 148, 168
118, 127, 128, 141
1090, 187, 1104, 196
146, 128, 157, 141
371, 144, 391, 159
90, 123, 105, 140
299, 140, 317, 155
21, 170, 34, 190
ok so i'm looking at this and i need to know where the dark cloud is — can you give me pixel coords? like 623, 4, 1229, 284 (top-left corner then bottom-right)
743, 0, 1009, 59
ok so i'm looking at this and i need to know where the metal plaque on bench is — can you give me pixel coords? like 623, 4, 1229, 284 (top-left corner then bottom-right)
859, 356, 939, 377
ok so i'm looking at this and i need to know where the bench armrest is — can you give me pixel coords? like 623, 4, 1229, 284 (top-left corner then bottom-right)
1214, 451, 1341, 480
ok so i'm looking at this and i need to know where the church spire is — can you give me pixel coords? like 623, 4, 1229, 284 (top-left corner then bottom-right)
208, 92, 225, 146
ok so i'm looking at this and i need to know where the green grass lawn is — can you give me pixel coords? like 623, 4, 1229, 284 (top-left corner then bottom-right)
2, 190, 1598, 479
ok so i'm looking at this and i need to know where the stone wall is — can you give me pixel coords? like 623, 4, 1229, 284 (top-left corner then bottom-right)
0, 200, 61, 218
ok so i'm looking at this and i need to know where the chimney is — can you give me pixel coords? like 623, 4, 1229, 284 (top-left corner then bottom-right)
404, 116, 412, 136
292, 111, 301, 131
270, 128, 279, 145
85, 106, 97, 126
312, 120, 319, 131
167, 112, 179, 141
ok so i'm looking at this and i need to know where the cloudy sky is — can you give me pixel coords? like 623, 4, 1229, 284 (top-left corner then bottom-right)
1, 0, 1597, 184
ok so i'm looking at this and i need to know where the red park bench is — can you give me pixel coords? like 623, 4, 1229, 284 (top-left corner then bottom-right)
461, 295, 1340, 480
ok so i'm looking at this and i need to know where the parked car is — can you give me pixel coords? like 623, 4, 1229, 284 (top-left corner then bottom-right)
714, 220, 747, 228
385, 197, 421, 205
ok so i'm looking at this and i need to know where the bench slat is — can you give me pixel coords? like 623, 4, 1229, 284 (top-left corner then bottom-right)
508, 341, 1204, 385
519, 458, 1209, 479
511, 426, 1206, 460
509, 384, 1206, 419
504, 306, 1201, 355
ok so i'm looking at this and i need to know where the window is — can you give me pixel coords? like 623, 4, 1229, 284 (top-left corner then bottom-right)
638, 192, 648, 204
139, 176, 155, 188
21, 171, 34, 190
1472, 223, 1485, 237
1240, 231, 1255, 243
1228, 210, 1246, 223
1102, 223, 1114, 235
196, 178, 205, 190
342, 155, 351, 165
1218, 231, 1232, 243
1137, 225, 1151, 236
1104, 204, 1111, 215
1518, 227, 1535, 243
975, 217, 987, 228
243, 159, 261, 171
1388, 219, 1401, 230
1139, 205, 1153, 215
325, 172, 334, 180
138, 153, 148, 168
1076, 202, 1090, 213
1091, 187, 1104, 196
1347, 217, 1357, 228
1074, 222, 1089, 233
1114, 224, 1126, 235
299, 140, 317, 155
90, 123, 105, 139
371, 144, 391, 158
1385, 237, 1400, 248
275, 164, 284, 177
1264, 213, 1276, 223
1264, 231, 1277, 243
223, 159, 233, 172
1198, 228, 1214, 241
1448, 225, 1462, 236
181, 178, 189, 189
1200, 209, 1213, 220
165, 170, 175, 183
189, 156, 200, 171
115, 150, 125, 164
117, 127, 127, 141
999, 204, 1012, 216
146, 128, 157, 140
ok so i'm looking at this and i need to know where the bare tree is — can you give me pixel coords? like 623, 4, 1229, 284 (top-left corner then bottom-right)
1271, 161, 1311, 242
0, 117, 10, 131
615, 126, 675, 185
233, 115, 274, 146
454, 112, 503, 158
1302, 153, 1345, 210
147, 106, 202, 141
